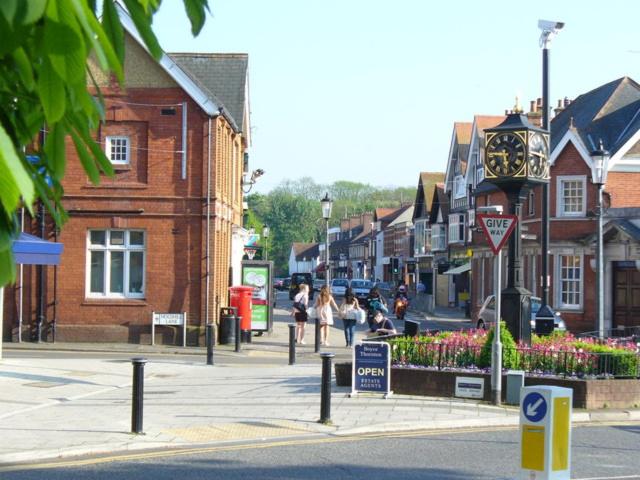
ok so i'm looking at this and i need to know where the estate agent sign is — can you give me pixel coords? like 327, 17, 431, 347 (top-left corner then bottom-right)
351, 341, 392, 398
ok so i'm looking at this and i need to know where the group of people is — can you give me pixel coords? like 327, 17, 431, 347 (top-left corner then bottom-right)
291, 284, 397, 347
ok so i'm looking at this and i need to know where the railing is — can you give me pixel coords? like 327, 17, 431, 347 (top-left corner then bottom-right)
578, 326, 640, 342
388, 340, 640, 379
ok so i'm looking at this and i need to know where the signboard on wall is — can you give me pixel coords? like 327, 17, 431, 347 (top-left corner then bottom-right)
241, 261, 273, 333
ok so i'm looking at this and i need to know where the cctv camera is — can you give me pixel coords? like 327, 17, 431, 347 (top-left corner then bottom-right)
538, 19, 564, 32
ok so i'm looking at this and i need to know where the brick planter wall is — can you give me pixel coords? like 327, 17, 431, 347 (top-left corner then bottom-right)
334, 363, 640, 409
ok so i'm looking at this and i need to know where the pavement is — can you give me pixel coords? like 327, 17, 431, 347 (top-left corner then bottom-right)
0, 298, 638, 467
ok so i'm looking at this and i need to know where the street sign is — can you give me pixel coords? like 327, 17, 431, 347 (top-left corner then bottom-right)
477, 213, 518, 255
523, 392, 547, 423
351, 341, 392, 398
520, 386, 573, 479
151, 312, 187, 347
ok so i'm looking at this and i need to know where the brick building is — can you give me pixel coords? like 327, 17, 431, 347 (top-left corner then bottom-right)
3, 9, 250, 344
470, 77, 640, 333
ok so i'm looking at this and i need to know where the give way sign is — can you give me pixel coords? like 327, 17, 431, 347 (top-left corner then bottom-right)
476, 213, 518, 255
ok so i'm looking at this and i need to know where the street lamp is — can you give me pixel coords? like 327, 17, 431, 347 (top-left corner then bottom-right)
536, 19, 564, 332
262, 224, 270, 261
320, 193, 333, 287
591, 140, 610, 339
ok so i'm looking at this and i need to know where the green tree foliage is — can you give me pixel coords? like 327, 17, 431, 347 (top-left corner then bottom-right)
0, 0, 209, 286
478, 322, 519, 369
247, 179, 416, 274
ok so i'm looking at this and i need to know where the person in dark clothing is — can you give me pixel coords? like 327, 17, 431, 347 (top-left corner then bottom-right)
369, 309, 397, 336
365, 286, 387, 329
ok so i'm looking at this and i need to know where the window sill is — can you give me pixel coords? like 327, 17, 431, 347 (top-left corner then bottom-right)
113, 165, 132, 172
82, 298, 148, 306
83, 183, 148, 190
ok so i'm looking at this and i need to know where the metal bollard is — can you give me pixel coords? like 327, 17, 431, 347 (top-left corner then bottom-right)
206, 323, 214, 366
234, 315, 241, 353
314, 317, 321, 353
288, 324, 296, 365
319, 352, 335, 424
131, 358, 147, 434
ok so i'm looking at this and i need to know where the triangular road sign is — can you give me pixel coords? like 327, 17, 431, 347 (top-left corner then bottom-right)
476, 213, 518, 255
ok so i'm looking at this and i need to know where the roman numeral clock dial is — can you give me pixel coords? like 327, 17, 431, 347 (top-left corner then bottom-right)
485, 132, 526, 177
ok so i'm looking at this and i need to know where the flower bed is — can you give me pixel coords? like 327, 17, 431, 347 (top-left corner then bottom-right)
388, 327, 640, 379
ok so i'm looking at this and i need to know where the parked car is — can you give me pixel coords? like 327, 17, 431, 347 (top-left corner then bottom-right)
273, 277, 285, 290
282, 277, 291, 291
330, 278, 350, 297
313, 278, 325, 292
349, 279, 374, 305
475, 295, 567, 331
289, 273, 314, 300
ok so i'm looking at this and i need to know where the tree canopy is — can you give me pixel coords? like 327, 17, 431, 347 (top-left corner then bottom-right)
248, 178, 416, 274
0, 0, 209, 286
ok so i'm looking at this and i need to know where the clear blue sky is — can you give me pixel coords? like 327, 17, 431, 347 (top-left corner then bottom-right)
153, 0, 640, 193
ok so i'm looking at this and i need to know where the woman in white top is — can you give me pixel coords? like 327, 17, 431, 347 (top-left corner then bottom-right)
292, 284, 309, 344
315, 285, 339, 346
339, 287, 362, 347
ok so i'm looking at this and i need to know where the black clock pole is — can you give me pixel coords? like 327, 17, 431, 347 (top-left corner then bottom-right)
501, 185, 532, 345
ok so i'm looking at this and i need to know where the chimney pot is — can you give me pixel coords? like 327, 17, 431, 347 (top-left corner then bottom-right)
530, 100, 536, 113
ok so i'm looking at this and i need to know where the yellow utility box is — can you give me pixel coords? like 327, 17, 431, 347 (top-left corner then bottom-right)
519, 386, 572, 479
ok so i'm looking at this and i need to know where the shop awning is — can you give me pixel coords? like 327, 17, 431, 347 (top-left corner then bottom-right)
12, 232, 63, 265
442, 262, 471, 275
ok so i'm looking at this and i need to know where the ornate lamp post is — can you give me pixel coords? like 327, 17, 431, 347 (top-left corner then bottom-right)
591, 140, 610, 339
321, 193, 333, 287
262, 224, 270, 261
483, 110, 550, 343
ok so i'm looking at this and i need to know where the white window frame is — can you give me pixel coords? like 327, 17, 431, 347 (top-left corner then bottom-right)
432, 224, 446, 251
454, 175, 466, 199
86, 229, 146, 299
414, 221, 425, 256
555, 253, 583, 310
105, 135, 131, 165
448, 213, 465, 244
556, 175, 586, 217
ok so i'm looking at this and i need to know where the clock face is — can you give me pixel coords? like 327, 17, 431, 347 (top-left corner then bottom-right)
485, 132, 526, 177
528, 132, 549, 178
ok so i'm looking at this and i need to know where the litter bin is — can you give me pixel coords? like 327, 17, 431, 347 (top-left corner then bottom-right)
229, 285, 253, 343
219, 307, 237, 345
464, 300, 471, 318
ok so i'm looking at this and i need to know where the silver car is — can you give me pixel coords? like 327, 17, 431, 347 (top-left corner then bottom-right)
330, 278, 349, 297
476, 295, 566, 331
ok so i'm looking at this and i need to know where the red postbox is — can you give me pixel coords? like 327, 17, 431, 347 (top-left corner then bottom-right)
229, 285, 254, 343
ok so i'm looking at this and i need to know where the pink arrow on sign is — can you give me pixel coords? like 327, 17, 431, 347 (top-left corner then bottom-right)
476, 213, 518, 255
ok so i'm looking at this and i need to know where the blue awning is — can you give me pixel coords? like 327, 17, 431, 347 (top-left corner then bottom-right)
12, 232, 63, 265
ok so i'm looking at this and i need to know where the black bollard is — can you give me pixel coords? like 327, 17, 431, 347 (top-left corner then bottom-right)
288, 324, 296, 365
206, 323, 214, 365
234, 315, 241, 353
314, 317, 321, 353
131, 358, 147, 434
319, 352, 335, 424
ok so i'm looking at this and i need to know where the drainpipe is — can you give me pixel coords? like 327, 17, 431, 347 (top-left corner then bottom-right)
36, 202, 45, 342
182, 102, 188, 180
205, 118, 212, 336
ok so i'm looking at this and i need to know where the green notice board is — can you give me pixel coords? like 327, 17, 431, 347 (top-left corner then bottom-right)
241, 261, 273, 332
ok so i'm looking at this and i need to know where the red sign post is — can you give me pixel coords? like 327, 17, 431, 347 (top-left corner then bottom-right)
476, 213, 518, 254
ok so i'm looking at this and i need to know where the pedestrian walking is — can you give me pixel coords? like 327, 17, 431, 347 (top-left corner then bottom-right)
365, 286, 387, 329
339, 287, 361, 347
291, 283, 309, 344
315, 285, 339, 346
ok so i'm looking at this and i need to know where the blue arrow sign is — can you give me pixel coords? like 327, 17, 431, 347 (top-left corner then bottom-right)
523, 392, 547, 423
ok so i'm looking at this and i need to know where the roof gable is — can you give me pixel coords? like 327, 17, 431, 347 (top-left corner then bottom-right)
291, 242, 320, 260
169, 53, 249, 134
413, 172, 445, 220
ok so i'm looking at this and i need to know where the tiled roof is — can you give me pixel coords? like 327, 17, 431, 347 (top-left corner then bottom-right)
169, 53, 249, 133
551, 77, 640, 157
414, 172, 445, 219
454, 122, 473, 145
474, 115, 507, 136
388, 206, 414, 227
292, 242, 320, 260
